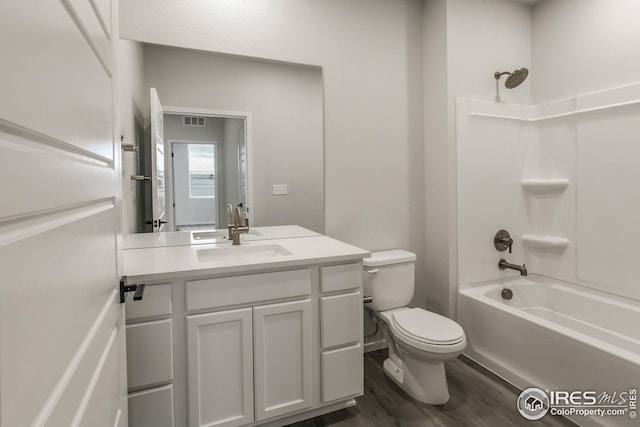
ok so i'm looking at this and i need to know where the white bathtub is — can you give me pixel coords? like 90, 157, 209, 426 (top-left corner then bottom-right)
458, 275, 640, 427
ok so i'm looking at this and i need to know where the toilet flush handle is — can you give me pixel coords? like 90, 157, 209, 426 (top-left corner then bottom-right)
366, 269, 378, 274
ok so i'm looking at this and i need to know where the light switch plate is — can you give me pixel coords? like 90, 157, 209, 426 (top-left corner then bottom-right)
272, 184, 288, 195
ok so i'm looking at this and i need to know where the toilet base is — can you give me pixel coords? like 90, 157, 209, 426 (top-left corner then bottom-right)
383, 354, 450, 405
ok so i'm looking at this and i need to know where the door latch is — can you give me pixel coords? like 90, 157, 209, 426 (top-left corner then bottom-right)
119, 276, 145, 303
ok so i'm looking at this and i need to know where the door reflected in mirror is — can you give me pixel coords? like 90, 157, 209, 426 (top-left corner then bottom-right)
123, 42, 324, 236
168, 115, 247, 232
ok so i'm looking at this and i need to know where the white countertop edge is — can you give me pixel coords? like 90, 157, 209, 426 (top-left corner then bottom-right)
123, 235, 370, 281
123, 225, 322, 250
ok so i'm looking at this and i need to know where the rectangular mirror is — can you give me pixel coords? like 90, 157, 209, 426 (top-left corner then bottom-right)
120, 41, 324, 241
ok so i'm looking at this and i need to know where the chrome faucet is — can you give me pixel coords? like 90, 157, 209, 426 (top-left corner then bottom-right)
498, 259, 528, 276
228, 205, 249, 245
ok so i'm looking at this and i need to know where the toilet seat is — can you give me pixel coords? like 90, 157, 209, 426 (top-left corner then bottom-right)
392, 308, 465, 345
382, 308, 465, 354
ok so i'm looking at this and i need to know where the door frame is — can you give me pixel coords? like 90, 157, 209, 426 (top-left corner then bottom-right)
169, 139, 219, 231
162, 106, 253, 231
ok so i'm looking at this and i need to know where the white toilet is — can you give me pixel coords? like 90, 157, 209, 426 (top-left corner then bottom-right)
364, 249, 466, 405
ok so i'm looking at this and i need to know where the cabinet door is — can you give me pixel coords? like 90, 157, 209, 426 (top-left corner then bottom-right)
253, 299, 312, 420
186, 308, 253, 427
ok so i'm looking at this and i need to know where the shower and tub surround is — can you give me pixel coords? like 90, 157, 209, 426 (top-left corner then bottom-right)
457, 79, 640, 427
459, 276, 640, 427
456, 82, 640, 301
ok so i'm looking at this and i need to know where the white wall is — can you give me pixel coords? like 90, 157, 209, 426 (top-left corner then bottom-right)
143, 45, 325, 233
121, 0, 427, 307
531, 0, 640, 104
118, 39, 147, 234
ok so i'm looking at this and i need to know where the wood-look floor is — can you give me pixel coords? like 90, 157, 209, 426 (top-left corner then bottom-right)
289, 350, 577, 427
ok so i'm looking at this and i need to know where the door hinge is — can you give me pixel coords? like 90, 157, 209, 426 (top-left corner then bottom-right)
119, 276, 146, 303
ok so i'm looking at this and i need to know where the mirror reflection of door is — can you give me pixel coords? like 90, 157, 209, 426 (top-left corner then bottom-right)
238, 124, 247, 209
150, 88, 167, 231
172, 142, 218, 230
139, 109, 248, 233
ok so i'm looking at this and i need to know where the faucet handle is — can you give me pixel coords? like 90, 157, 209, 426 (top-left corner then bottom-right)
233, 207, 242, 226
226, 204, 234, 225
494, 229, 513, 253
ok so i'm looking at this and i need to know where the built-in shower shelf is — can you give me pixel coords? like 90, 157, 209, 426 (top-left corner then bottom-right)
521, 179, 569, 194
522, 234, 570, 249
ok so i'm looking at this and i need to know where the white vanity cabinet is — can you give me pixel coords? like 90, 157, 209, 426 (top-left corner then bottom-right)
124, 259, 364, 427
184, 269, 313, 427
185, 299, 313, 427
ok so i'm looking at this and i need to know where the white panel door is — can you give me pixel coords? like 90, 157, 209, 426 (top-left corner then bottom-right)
237, 124, 247, 209
0, 1, 126, 427
253, 299, 312, 421
186, 309, 254, 427
150, 88, 167, 231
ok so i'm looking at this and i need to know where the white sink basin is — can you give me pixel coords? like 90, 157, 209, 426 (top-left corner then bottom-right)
196, 244, 292, 263
192, 229, 262, 240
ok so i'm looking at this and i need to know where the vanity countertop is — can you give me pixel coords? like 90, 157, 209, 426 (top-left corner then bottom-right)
123, 225, 322, 250
123, 235, 369, 281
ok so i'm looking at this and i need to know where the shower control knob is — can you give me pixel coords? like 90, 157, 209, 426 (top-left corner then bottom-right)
494, 229, 513, 253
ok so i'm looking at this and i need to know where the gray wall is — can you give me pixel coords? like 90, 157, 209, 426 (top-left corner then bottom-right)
144, 45, 325, 233
531, 0, 640, 103
422, 0, 532, 316
121, 0, 426, 307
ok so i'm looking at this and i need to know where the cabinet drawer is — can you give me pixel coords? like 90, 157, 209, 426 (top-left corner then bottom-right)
126, 283, 172, 321
129, 384, 175, 427
321, 291, 362, 348
321, 344, 363, 403
126, 319, 174, 390
321, 264, 361, 293
185, 269, 311, 311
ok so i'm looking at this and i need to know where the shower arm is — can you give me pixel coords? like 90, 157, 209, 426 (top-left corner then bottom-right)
494, 72, 510, 102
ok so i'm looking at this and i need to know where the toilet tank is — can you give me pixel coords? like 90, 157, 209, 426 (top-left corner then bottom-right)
363, 250, 417, 312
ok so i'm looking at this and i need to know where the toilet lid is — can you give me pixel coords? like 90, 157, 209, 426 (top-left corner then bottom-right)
392, 308, 464, 345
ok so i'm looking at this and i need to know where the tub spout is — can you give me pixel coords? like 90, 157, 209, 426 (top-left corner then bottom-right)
498, 259, 527, 276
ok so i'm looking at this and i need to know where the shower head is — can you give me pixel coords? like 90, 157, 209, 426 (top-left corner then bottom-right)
494, 67, 529, 89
